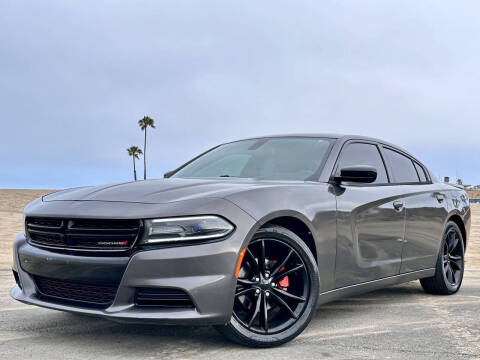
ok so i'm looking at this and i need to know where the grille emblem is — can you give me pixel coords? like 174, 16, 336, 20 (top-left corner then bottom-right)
97, 241, 128, 246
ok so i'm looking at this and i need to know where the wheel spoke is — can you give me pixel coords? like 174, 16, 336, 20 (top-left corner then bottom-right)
449, 234, 459, 254
270, 250, 293, 278
273, 264, 305, 282
236, 288, 256, 297
260, 240, 266, 274
237, 278, 256, 286
446, 265, 454, 283
450, 258, 463, 270
453, 268, 461, 283
262, 294, 268, 333
270, 292, 298, 319
245, 248, 260, 274
273, 287, 306, 303
247, 294, 262, 328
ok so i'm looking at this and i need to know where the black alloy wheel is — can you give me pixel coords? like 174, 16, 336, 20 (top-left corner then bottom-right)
442, 227, 464, 287
216, 225, 319, 347
420, 221, 465, 295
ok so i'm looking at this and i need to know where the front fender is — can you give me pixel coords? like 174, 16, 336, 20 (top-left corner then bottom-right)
225, 183, 338, 292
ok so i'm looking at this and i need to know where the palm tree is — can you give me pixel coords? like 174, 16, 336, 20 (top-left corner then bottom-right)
138, 116, 155, 180
126, 146, 143, 181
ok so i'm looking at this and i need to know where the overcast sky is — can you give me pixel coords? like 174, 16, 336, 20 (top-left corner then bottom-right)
1, 1, 479, 189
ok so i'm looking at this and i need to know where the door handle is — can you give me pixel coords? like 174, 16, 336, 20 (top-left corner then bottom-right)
393, 200, 404, 211
434, 192, 446, 203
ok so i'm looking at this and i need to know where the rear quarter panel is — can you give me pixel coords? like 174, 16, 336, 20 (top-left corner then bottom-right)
401, 183, 471, 272
400, 183, 450, 273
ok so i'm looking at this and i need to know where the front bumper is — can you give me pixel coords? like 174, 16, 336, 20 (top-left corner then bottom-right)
11, 208, 255, 325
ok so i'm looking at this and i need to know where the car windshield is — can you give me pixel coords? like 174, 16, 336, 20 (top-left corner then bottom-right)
172, 137, 334, 181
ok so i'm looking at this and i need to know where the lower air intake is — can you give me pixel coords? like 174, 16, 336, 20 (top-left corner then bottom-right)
135, 287, 194, 308
33, 275, 118, 308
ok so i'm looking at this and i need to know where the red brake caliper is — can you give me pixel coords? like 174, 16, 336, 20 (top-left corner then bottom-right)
271, 260, 289, 290
278, 267, 289, 290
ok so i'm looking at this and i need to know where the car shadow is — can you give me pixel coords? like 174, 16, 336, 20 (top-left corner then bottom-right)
42, 282, 429, 352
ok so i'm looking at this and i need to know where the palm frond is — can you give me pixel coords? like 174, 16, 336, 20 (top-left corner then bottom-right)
127, 146, 143, 157
138, 116, 155, 130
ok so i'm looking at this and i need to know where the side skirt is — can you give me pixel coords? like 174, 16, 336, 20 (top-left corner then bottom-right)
317, 268, 435, 307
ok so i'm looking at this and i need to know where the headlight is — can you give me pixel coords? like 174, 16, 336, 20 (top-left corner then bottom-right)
140, 215, 235, 245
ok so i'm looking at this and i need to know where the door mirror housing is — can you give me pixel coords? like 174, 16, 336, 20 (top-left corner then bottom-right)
334, 165, 377, 184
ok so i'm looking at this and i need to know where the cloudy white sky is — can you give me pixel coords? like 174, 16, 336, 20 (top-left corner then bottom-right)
1, 1, 479, 189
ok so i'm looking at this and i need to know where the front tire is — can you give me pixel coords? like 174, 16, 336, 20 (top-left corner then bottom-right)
420, 221, 465, 295
216, 225, 319, 347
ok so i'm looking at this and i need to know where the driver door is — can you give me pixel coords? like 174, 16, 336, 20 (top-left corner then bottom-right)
333, 142, 406, 288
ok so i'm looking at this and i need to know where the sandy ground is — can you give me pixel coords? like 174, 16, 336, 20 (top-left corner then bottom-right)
467, 190, 480, 200
0, 189, 479, 359
0, 190, 53, 268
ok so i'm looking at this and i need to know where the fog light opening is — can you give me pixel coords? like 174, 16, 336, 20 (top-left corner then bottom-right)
12, 270, 22, 289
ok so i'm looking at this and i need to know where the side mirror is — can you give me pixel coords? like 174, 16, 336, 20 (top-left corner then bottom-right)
164, 170, 175, 178
334, 165, 377, 184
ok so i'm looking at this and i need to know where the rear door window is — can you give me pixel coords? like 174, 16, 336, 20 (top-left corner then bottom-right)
383, 148, 420, 183
337, 143, 389, 184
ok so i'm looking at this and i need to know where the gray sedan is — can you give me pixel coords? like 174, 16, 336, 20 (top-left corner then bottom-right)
11, 134, 471, 347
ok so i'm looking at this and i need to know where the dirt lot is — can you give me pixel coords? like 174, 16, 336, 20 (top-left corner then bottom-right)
467, 190, 480, 200
0, 189, 479, 359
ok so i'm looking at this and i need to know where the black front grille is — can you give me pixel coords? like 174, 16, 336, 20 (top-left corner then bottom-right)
26, 217, 141, 252
34, 275, 118, 308
135, 288, 195, 308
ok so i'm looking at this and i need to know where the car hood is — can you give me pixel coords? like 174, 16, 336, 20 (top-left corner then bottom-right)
42, 178, 299, 204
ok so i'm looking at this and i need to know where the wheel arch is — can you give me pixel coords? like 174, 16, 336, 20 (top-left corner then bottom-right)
447, 213, 467, 251
254, 211, 318, 263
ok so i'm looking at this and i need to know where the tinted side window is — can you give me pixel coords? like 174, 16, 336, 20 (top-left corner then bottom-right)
384, 148, 419, 183
337, 143, 388, 184
414, 162, 427, 182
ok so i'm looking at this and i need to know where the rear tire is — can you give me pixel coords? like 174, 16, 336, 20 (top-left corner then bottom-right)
420, 221, 465, 295
216, 225, 319, 347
